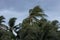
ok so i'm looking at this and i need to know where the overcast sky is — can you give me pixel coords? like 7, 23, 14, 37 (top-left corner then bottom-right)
0, 0, 60, 25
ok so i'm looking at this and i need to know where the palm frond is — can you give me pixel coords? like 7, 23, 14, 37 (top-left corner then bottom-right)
8, 17, 17, 27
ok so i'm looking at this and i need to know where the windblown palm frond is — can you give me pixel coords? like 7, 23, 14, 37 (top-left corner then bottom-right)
28, 6, 47, 24
0, 16, 5, 24
51, 20, 59, 25
8, 17, 17, 27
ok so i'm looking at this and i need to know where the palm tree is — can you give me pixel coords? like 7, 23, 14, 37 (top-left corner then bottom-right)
51, 20, 59, 31
28, 6, 47, 25
20, 6, 47, 40
0, 16, 5, 25
40, 20, 59, 40
22, 6, 47, 28
0, 16, 8, 30
8, 17, 17, 32
8, 17, 17, 40
23, 6, 47, 25
8, 17, 21, 40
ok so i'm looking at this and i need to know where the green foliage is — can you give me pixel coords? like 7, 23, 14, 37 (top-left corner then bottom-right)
0, 30, 15, 40
0, 6, 60, 40
0, 16, 5, 25
18, 6, 59, 40
8, 17, 17, 27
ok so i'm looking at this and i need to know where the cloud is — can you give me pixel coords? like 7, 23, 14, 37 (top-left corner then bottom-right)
0, 9, 29, 25
39, 0, 60, 22
0, 0, 60, 23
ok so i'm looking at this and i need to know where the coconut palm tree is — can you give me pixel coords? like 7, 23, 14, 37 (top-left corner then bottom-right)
40, 20, 59, 40
8, 17, 21, 40
20, 6, 47, 40
28, 6, 47, 25
22, 6, 47, 28
0, 16, 8, 30
8, 17, 17, 32
8, 17, 17, 40
51, 20, 59, 31
0, 16, 5, 25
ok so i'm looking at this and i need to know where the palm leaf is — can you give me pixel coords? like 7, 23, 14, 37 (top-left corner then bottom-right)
8, 17, 17, 27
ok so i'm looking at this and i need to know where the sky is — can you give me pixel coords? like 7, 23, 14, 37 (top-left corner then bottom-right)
0, 0, 60, 25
